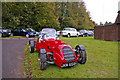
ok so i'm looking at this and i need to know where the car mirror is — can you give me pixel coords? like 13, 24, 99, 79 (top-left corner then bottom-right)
57, 38, 59, 40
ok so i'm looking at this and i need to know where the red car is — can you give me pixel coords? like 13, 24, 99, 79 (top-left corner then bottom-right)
29, 28, 87, 70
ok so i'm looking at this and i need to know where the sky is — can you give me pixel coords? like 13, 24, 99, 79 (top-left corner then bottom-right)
83, 0, 120, 24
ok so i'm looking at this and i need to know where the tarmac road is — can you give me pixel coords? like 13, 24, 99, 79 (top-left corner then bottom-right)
1, 38, 35, 78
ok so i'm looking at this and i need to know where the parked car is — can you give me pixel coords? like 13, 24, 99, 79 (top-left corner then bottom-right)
26, 28, 40, 36
11, 28, 36, 38
57, 31, 62, 36
79, 30, 89, 37
29, 28, 87, 70
0, 29, 13, 37
87, 30, 94, 36
62, 28, 79, 37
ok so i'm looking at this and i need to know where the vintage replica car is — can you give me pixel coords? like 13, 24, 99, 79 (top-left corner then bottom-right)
29, 28, 87, 70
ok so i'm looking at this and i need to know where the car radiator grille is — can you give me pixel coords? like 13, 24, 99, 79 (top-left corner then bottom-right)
62, 47, 75, 62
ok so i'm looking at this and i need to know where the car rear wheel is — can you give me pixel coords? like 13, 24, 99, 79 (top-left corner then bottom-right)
77, 34, 79, 37
29, 40, 34, 53
83, 34, 85, 37
39, 50, 47, 70
26, 34, 29, 38
29, 46, 34, 53
75, 45, 87, 64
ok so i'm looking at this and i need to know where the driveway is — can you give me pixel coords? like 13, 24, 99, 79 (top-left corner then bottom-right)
1, 38, 35, 78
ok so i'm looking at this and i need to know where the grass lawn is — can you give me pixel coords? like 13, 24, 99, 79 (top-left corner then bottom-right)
24, 37, 118, 78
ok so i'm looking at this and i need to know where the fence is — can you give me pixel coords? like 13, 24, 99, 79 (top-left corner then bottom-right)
94, 24, 120, 41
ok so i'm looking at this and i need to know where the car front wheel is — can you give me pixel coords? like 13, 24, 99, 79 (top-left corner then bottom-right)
75, 45, 87, 64
39, 50, 47, 70
77, 50, 86, 64
67, 34, 70, 37
26, 34, 29, 38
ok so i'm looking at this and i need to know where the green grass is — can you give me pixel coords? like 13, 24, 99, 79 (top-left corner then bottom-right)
24, 37, 118, 78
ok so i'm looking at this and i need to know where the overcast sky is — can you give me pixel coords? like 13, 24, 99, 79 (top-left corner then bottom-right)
83, 0, 120, 24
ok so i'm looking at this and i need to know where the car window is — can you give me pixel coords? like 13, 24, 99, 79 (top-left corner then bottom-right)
17, 29, 21, 32
14, 29, 18, 32
22, 29, 26, 32
30, 28, 35, 32
80, 30, 84, 33
72, 29, 76, 31
3, 29, 7, 32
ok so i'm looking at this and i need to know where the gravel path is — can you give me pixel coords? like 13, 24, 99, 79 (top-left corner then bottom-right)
1, 38, 35, 78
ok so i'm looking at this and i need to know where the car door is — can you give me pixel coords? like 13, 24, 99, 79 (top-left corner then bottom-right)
74, 29, 78, 36
72, 29, 77, 36
13, 29, 19, 36
20, 29, 26, 36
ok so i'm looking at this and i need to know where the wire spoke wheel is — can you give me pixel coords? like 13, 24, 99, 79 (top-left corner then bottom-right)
26, 34, 29, 38
39, 51, 47, 70
75, 46, 87, 64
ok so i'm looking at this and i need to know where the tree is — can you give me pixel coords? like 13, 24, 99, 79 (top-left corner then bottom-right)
2, 2, 95, 31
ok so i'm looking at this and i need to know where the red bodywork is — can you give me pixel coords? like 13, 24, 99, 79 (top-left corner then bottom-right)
35, 37, 77, 67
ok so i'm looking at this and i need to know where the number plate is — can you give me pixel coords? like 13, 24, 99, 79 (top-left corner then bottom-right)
61, 62, 77, 68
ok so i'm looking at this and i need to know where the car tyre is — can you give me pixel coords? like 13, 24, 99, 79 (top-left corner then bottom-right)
10, 33, 13, 36
39, 51, 47, 70
77, 34, 79, 37
68, 34, 70, 38
29, 40, 34, 53
75, 45, 87, 64
83, 34, 85, 37
78, 50, 86, 64
26, 34, 29, 38
29, 46, 34, 53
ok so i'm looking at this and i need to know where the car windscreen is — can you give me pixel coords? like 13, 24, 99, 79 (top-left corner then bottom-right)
22, 29, 27, 32
3, 29, 11, 32
63, 28, 71, 31
26, 28, 35, 32
42, 29, 56, 37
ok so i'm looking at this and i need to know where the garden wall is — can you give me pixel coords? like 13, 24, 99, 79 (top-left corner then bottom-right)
94, 24, 120, 41
94, 10, 120, 42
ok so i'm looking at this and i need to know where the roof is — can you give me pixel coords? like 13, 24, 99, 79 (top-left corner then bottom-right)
64, 28, 76, 29
42, 28, 55, 30
115, 10, 120, 24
